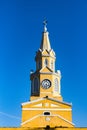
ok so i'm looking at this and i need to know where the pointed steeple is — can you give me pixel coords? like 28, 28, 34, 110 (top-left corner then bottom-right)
40, 20, 51, 51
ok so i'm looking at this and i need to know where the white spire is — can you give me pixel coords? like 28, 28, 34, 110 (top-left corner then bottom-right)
40, 20, 51, 51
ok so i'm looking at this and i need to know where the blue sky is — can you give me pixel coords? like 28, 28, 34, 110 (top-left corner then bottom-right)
0, 0, 87, 127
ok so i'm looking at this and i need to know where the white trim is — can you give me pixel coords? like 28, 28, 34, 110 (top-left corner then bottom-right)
21, 114, 41, 125
48, 97, 72, 106
21, 113, 74, 126
22, 97, 72, 106
53, 114, 75, 126
22, 108, 72, 111
21, 98, 44, 106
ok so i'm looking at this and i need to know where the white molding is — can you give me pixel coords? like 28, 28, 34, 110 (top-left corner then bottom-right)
21, 98, 44, 106
48, 97, 72, 106
53, 114, 75, 126
22, 108, 72, 111
21, 97, 72, 106
21, 114, 41, 125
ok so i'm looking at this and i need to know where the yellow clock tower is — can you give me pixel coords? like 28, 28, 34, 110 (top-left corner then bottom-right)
21, 21, 75, 128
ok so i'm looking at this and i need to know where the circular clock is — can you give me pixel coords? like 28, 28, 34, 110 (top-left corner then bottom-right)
41, 79, 51, 89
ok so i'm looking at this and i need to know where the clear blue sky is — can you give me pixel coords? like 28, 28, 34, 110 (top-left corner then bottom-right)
0, 0, 87, 127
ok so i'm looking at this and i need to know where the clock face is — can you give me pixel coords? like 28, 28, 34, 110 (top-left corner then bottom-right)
41, 79, 51, 89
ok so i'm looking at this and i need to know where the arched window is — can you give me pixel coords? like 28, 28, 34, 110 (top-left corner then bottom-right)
31, 81, 33, 95
31, 77, 39, 96
44, 112, 50, 115
44, 59, 48, 66
34, 77, 39, 93
39, 61, 41, 69
51, 61, 53, 69
37, 61, 41, 70
54, 78, 59, 92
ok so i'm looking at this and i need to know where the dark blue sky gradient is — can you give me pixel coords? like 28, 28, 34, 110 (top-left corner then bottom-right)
0, 0, 87, 127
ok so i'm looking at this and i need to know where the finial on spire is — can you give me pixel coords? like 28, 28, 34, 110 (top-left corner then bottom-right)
43, 19, 47, 32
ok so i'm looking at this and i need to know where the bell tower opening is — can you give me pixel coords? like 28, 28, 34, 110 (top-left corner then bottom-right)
44, 59, 48, 66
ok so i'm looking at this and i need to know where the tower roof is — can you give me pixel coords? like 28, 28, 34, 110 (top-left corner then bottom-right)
40, 20, 51, 51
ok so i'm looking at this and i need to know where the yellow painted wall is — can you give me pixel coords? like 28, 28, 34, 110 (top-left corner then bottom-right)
21, 98, 74, 128
21, 28, 73, 128
0, 128, 87, 130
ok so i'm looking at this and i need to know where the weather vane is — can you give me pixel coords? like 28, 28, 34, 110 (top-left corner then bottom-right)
43, 19, 48, 32
43, 19, 47, 26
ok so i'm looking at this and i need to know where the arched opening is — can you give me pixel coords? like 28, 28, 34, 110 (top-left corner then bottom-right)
44, 112, 50, 115
39, 61, 41, 69
31, 77, 39, 96
46, 125, 50, 129
51, 60, 53, 69
54, 78, 59, 92
37, 60, 41, 70
44, 59, 48, 66
34, 77, 38, 93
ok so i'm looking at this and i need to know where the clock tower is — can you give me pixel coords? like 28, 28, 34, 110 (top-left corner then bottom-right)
21, 21, 75, 128
30, 21, 62, 101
